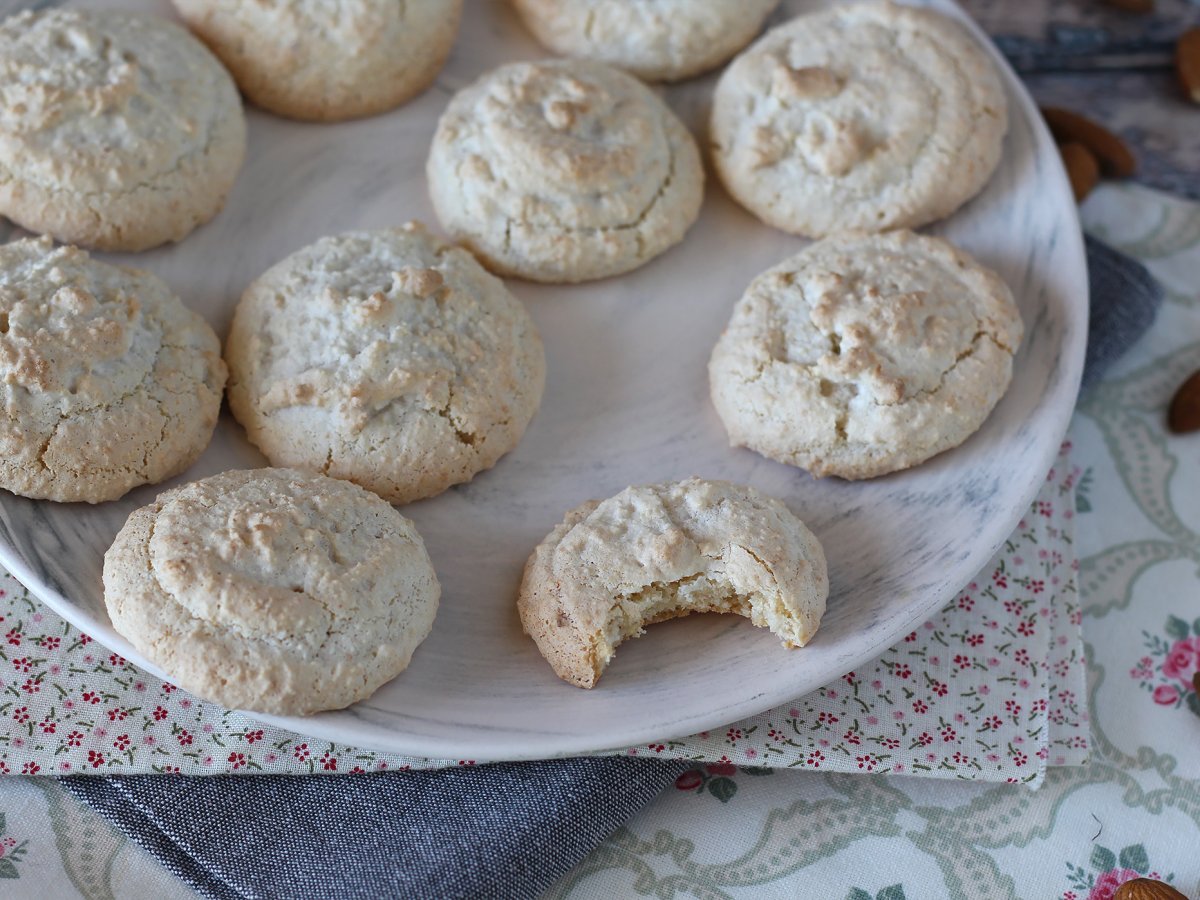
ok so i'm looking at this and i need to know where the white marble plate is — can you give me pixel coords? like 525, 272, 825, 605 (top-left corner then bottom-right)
0, 0, 1087, 759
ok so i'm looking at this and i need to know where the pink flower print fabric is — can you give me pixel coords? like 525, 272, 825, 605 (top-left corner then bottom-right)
642, 442, 1090, 786
0, 445, 1088, 784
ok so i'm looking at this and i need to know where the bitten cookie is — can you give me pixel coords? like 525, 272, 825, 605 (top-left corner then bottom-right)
0, 9, 246, 252
510, 0, 780, 82
710, 1, 1008, 236
103, 468, 441, 715
171, 0, 462, 121
518, 477, 828, 689
427, 59, 704, 283
708, 230, 1023, 480
0, 238, 226, 504
226, 224, 546, 504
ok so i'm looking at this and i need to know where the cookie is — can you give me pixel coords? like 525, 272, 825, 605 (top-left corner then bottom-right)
103, 468, 441, 715
427, 59, 704, 283
710, 1, 1008, 236
225, 224, 546, 505
510, 0, 780, 82
708, 230, 1023, 480
171, 0, 462, 121
518, 477, 828, 689
0, 238, 226, 504
0, 9, 246, 252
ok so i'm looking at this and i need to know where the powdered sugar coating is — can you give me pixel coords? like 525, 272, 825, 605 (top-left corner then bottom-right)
0, 9, 246, 251
0, 238, 226, 503
710, 1, 1007, 236
225, 224, 546, 504
510, 0, 780, 82
708, 230, 1023, 479
519, 477, 828, 688
104, 468, 441, 715
427, 59, 704, 283
171, 0, 462, 121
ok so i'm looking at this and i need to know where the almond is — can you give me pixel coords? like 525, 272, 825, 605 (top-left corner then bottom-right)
1113, 878, 1188, 900
1041, 107, 1136, 177
1059, 142, 1100, 203
1105, 0, 1154, 11
1176, 27, 1200, 104
1168, 369, 1200, 434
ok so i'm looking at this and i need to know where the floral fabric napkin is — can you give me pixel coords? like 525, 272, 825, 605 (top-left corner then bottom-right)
640, 442, 1090, 786
0, 448, 1087, 786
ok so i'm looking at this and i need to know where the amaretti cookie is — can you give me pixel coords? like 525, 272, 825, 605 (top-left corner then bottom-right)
226, 224, 546, 504
103, 468, 441, 715
427, 59, 704, 283
710, 1, 1008, 236
0, 238, 226, 504
171, 0, 462, 121
708, 230, 1023, 480
518, 477, 828, 689
510, 0, 780, 82
0, 9, 246, 252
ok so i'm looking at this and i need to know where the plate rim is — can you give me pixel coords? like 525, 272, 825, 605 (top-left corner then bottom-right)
0, 0, 1089, 761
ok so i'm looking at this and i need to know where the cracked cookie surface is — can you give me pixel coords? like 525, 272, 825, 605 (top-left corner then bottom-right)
510, 0, 780, 82
710, 1, 1007, 236
708, 229, 1023, 480
171, 0, 462, 121
0, 8, 246, 251
103, 468, 441, 715
426, 59, 704, 283
518, 477, 828, 688
0, 238, 226, 503
225, 224, 546, 504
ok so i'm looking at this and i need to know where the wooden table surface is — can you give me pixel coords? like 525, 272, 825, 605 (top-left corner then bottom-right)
962, 0, 1200, 200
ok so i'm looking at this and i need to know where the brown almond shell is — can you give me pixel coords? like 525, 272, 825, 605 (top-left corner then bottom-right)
1041, 107, 1136, 178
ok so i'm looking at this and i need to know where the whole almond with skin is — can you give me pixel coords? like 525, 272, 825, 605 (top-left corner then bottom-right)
1168, 369, 1200, 434
1059, 142, 1100, 203
1041, 107, 1137, 178
1113, 878, 1188, 900
1176, 27, 1200, 104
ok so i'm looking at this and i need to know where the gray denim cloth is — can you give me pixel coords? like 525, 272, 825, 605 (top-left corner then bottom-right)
61, 758, 690, 900
1082, 235, 1164, 388
57, 235, 1162, 900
